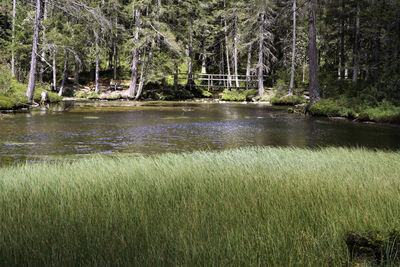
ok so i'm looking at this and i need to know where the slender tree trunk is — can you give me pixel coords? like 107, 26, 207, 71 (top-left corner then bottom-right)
52, 47, 57, 91
223, 0, 232, 89
74, 56, 79, 85
302, 62, 306, 83
220, 41, 225, 87
39, 0, 48, 82
187, 19, 194, 90
258, 12, 265, 96
137, 47, 147, 97
339, 0, 345, 80
136, 42, 154, 100
108, 43, 113, 71
59, 50, 68, 96
308, 0, 320, 104
95, 32, 100, 94
352, 1, 360, 83
174, 61, 178, 90
26, 0, 42, 102
289, 0, 297, 96
113, 40, 117, 80
233, 15, 239, 88
246, 43, 252, 90
201, 45, 207, 74
11, 0, 16, 78
128, 7, 142, 98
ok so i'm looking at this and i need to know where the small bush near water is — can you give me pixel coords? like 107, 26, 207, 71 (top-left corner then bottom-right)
270, 94, 307, 106
221, 89, 258, 101
0, 147, 400, 266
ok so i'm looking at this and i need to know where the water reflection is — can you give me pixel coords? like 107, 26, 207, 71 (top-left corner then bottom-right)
0, 102, 399, 166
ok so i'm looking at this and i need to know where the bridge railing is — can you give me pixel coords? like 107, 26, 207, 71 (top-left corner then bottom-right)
175, 73, 264, 90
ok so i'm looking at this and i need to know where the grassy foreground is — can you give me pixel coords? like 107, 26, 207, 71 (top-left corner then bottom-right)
1, 147, 400, 266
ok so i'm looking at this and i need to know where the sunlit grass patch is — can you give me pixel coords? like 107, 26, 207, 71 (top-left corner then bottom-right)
0, 147, 399, 265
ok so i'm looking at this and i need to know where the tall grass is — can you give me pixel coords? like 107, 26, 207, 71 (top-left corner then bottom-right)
0, 147, 399, 265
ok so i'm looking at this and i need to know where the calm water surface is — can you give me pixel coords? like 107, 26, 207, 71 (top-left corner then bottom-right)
0, 101, 399, 166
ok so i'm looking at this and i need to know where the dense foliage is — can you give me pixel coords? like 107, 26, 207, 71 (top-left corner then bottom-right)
0, 0, 399, 115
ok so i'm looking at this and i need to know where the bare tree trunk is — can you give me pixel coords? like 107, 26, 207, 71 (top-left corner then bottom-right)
113, 40, 117, 80
352, 1, 360, 83
136, 42, 154, 100
187, 18, 194, 90
174, 60, 178, 90
27, 0, 42, 102
223, 0, 232, 89
95, 32, 100, 94
11, 0, 16, 78
137, 47, 147, 97
246, 43, 252, 90
59, 50, 68, 96
258, 12, 265, 96
74, 58, 79, 85
308, 0, 320, 104
339, 0, 345, 80
289, 0, 297, 96
128, 7, 142, 98
39, 0, 48, 82
52, 47, 57, 91
108, 43, 113, 71
201, 45, 207, 74
233, 15, 239, 88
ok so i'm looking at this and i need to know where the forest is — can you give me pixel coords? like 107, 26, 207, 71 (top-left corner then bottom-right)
1, 1, 400, 266
0, 0, 399, 122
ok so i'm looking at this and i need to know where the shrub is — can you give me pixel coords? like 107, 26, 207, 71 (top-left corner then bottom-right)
0, 65, 12, 94
0, 95, 21, 110
270, 95, 307, 106
308, 99, 346, 117
88, 92, 100, 99
221, 89, 258, 101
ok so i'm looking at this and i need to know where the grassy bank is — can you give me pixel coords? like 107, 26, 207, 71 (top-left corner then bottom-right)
309, 98, 400, 124
1, 147, 400, 265
0, 80, 62, 110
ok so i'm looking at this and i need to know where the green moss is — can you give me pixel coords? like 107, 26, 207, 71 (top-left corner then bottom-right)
88, 92, 100, 99
270, 95, 307, 106
0, 95, 21, 110
221, 89, 258, 101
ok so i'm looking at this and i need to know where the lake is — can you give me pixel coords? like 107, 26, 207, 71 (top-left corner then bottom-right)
0, 101, 399, 166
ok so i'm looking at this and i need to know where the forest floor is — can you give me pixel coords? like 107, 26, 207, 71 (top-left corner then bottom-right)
0, 147, 399, 266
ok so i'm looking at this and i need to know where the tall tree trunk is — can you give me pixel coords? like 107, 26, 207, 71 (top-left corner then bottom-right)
39, 0, 48, 83
59, 50, 68, 96
308, 0, 320, 104
258, 12, 265, 96
108, 43, 113, 71
220, 41, 225, 87
187, 18, 194, 90
352, 1, 360, 83
289, 0, 297, 96
128, 7, 142, 98
246, 43, 252, 90
136, 42, 154, 100
233, 15, 239, 88
137, 47, 147, 97
11, 0, 16, 78
26, 0, 42, 102
95, 32, 100, 94
201, 45, 207, 74
52, 47, 57, 91
174, 61, 179, 90
223, 0, 232, 89
74, 56, 79, 85
113, 40, 117, 80
339, 0, 345, 80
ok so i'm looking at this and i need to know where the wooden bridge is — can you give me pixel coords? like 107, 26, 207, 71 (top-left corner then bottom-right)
176, 73, 261, 91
